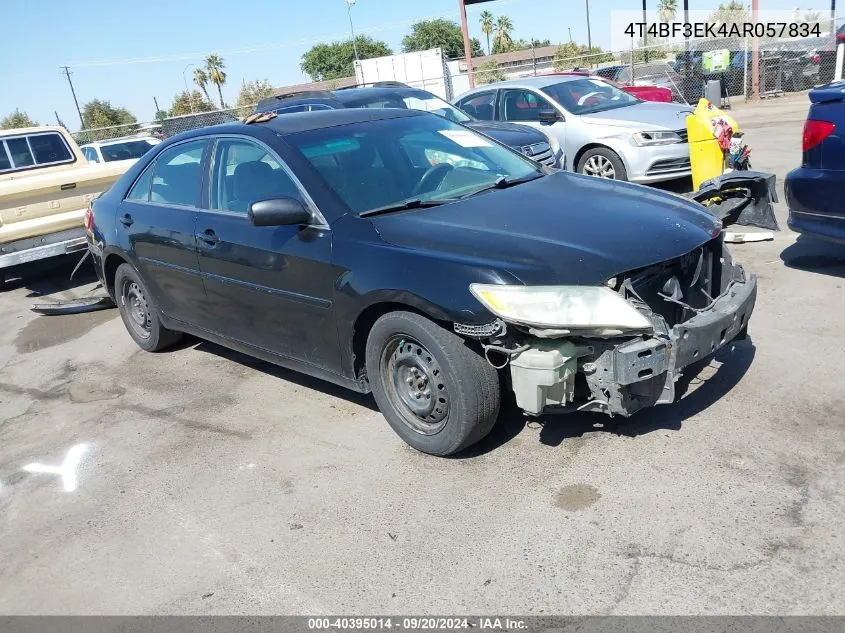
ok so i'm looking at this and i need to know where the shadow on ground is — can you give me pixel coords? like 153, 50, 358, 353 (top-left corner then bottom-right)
192, 340, 379, 412
2, 254, 102, 297
781, 235, 845, 279
461, 338, 756, 457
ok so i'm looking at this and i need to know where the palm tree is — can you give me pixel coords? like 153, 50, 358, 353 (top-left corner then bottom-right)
494, 15, 514, 53
657, 0, 677, 23
193, 68, 212, 104
205, 54, 227, 109
479, 10, 495, 55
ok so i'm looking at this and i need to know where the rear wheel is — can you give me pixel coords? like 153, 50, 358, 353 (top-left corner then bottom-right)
577, 147, 628, 181
365, 311, 500, 456
114, 263, 182, 352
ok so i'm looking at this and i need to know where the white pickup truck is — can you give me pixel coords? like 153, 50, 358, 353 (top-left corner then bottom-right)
0, 126, 139, 289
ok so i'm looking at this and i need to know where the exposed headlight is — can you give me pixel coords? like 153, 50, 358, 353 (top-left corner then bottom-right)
632, 131, 682, 146
469, 284, 652, 331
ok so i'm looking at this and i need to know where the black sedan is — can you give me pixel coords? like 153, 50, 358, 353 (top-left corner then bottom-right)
87, 108, 756, 456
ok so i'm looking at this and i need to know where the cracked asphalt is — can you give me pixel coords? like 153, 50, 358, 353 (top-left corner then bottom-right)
1, 94, 844, 615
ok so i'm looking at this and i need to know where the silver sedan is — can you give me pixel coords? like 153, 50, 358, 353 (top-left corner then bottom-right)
453, 75, 694, 184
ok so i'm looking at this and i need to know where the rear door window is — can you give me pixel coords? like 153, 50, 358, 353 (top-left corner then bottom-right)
125, 140, 207, 206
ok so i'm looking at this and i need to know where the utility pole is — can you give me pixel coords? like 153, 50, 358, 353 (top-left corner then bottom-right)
642, 0, 649, 62
153, 96, 161, 116
751, 0, 760, 99
585, 0, 593, 63
60, 66, 85, 130
531, 39, 538, 75
458, 0, 475, 89
832, 0, 837, 33
568, 27, 573, 43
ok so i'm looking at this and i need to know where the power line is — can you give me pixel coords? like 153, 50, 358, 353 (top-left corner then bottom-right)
60, 66, 85, 129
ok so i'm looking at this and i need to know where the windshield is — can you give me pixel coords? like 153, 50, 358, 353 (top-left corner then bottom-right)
288, 114, 543, 216
543, 79, 641, 115
100, 140, 157, 162
341, 90, 472, 123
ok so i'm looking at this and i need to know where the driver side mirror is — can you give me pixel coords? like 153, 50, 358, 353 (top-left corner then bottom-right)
248, 198, 312, 227
538, 108, 562, 123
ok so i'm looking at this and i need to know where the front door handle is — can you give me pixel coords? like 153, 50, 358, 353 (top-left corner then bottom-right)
119, 213, 133, 227
197, 228, 220, 246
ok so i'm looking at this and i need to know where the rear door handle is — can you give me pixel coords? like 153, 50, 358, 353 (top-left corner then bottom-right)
197, 228, 220, 246
119, 213, 133, 227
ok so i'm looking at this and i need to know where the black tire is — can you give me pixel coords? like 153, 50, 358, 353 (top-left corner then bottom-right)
577, 147, 628, 181
114, 263, 182, 352
365, 311, 500, 456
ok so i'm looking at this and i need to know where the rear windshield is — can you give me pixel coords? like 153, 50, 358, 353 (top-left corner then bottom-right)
0, 132, 74, 173
99, 140, 157, 162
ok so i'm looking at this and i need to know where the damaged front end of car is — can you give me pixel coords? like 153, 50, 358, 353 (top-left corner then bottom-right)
459, 235, 757, 418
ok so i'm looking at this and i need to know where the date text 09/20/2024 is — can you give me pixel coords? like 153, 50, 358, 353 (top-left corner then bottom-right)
307, 618, 527, 630
624, 21, 822, 39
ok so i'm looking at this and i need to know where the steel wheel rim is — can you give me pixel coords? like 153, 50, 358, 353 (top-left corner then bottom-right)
121, 279, 151, 340
380, 335, 449, 435
584, 155, 616, 178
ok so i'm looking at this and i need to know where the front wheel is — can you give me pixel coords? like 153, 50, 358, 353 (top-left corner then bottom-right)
365, 311, 500, 456
114, 263, 182, 352
577, 147, 628, 181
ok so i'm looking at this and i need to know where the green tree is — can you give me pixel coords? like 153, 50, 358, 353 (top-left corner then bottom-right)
803, 10, 822, 24
493, 15, 515, 53
708, 1, 750, 27
511, 38, 551, 51
657, 0, 678, 23
554, 42, 613, 70
205, 54, 227, 108
1, 109, 37, 129
169, 90, 215, 117
237, 79, 274, 108
301, 36, 393, 81
479, 10, 495, 55
194, 68, 212, 104
401, 19, 483, 59
80, 99, 137, 140
475, 60, 507, 85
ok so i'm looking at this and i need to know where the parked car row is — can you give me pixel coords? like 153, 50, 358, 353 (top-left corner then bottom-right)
87, 106, 757, 456
255, 84, 564, 169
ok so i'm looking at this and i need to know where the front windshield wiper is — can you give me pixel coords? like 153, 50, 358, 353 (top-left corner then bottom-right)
360, 198, 457, 218
459, 173, 544, 199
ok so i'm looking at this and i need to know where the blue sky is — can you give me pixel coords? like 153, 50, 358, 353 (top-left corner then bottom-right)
0, 0, 832, 128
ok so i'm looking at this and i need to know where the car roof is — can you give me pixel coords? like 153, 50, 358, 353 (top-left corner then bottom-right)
168, 107, 427, 143
462, 75, 581, 93
82, 136, 159, 147
333, 86, 430, 101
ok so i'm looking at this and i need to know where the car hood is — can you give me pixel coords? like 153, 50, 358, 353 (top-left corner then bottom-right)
370, 171, 721, 286
463, 120, 550, 147
580, 101, 693, 129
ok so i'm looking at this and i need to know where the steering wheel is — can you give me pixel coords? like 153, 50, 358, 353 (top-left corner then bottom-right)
577, 91, 607, 107
412, 163, 454, 196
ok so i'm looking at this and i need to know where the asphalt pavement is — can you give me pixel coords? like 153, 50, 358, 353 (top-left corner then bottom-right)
1, 92, 843, 615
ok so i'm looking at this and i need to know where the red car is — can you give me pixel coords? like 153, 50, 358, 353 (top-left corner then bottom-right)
546, 71, 674, 103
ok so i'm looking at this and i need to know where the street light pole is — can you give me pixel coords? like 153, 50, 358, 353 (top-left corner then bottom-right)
183, 63, 195, 113
585, 0, 593, 56
346, 0, 360, 66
